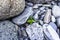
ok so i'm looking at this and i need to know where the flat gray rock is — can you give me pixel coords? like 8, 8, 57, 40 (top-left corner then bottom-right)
12, 7, 33, 25
26, 23, 43, 40
43, 24, 60, 40
0, 20, 18, 40
43, 24, 53, 40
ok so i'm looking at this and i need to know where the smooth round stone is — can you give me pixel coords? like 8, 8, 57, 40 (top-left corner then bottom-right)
0, 20, 18, 40
49, 22, 57, 31
51, 15, 56, 22
0, 0, 25, 20
52, 5, 60, 17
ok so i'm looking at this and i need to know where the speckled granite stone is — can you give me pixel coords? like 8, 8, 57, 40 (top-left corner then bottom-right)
0, 20, 18, 40
0, 0, 25, 20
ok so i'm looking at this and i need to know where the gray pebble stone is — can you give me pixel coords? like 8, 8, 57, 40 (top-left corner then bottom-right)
43, 24, 60, 40
39, 20, 44, 25
26, 2, 33, 7
44, 9, 51, 24
0, 20, 18, 40
26, 23, 44, 40
18, 27, 28, 40
51, 15, 56, 22
33, 10, 40, 20
57, 17, 60, 27
12, 7, 33, 25
33, 4, 42, 9
49, 22, 57, 31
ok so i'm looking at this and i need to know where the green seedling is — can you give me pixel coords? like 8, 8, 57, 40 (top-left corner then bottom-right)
27, 16, 35, 24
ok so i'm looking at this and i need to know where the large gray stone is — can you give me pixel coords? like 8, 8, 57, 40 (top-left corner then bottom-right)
0, 0, 25, 20
0, 20, 18, 40
26, 23, 43, 40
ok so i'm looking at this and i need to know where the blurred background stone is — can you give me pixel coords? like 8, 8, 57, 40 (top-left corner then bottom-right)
52, 5, 60, 18
25, 0, 52, 4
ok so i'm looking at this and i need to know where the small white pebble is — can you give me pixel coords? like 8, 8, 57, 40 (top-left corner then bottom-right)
51, 15, 56, 22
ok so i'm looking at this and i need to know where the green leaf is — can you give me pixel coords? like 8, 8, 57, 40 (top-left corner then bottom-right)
27, 16, 35, 24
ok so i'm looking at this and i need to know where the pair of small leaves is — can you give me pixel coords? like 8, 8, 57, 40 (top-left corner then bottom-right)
27, 16, 35, 24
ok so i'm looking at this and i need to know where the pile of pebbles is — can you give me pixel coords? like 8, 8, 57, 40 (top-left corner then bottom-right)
0, 0, 60, 40
12, 0, 60, 40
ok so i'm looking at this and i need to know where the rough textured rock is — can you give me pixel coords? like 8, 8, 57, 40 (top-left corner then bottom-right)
44, 9, 51, 24
0, 20, 18, 40
26, 23, 43, 40
0, 0, 25, 20
26, 0, 52, 4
